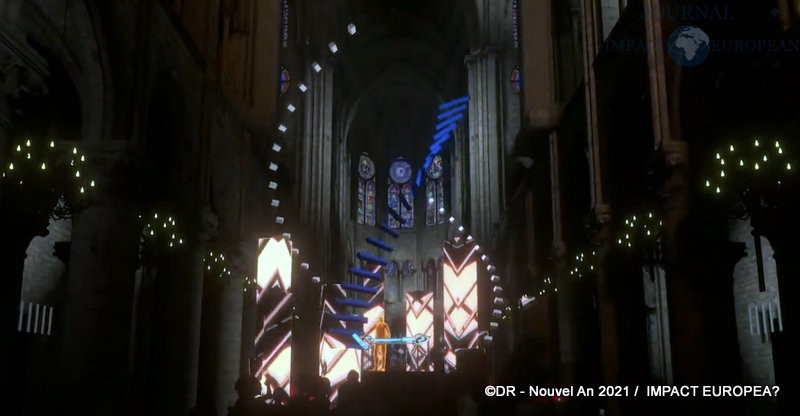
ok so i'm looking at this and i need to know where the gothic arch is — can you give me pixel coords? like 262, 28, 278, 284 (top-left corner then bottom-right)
19, 0, 112, 143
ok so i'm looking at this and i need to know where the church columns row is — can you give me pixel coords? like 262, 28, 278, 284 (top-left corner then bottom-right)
465, 49, 504, 243
50, 143, 240, 416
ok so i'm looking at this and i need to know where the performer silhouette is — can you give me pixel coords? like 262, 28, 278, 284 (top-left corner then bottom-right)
374, 315, 390, 371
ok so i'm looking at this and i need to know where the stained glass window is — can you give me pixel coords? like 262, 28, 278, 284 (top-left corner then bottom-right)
388, 158, 414, 228
425, 155, 446, 226
356, 154, 376, 225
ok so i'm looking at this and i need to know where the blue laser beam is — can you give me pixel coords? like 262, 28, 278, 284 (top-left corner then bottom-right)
359, 334, 430, 348
438, 96, 470, 111
437, 104, 468, 120
417, 96, 470, 187
435, 113, 464, 131
351, 333, 370, 349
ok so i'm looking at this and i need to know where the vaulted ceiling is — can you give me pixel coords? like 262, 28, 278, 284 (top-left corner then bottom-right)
316, 0, 477, 168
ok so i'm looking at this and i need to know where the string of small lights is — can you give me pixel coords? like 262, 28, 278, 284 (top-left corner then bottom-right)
205, 250, 232, 278
615, 211, 662, 249
139, 211, 184, 249
568, 249, 597, 279
536, 275, 556, 296
704, 138, 793, 195
2, 139, 96, 194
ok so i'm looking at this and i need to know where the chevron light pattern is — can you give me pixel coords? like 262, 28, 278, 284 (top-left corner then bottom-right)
254, 237, 293, 394
442, 238, 481, 372
405, 291, 435, 372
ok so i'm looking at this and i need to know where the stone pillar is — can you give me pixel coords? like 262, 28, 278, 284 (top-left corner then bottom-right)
197, 244, 245, 416
466, 49, 504, 242
57, 143, 142, 415
753, 214, 800, 416
149, 239, 205, 416
300, 62, 333, 274
592, 205, 622, 416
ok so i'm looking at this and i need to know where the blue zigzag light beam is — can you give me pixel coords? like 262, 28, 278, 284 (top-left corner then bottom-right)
416, 96, 470, 186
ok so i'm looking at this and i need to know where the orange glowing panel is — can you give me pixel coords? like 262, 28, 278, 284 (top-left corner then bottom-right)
442, 239, 480, 372
254, 237, 293, 394
320, 284, 362, 402
319, 333, 361, 403
406, 291, 434, 372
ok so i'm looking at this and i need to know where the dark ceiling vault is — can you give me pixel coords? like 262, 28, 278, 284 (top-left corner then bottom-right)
327, 0, 475, 167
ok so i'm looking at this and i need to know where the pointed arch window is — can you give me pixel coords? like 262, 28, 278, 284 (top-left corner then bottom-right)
356, 154, 376, 225
425, 155, 446, 226
388, 158, 414, 228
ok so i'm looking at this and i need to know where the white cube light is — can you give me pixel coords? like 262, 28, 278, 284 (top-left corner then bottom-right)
487, 265, 496, 272
291, 248, 299, 256
282, 233, 292, 239
272, 143, 282, 152
301, 262, 310, 270
328, 42, 338, 53
269, 163, 278, 171
484, 335, 493, 342
492, 286, 503, 294
312, 62, 322, 72
490, 275, 500, 283
457, 226, 464, 232
448, 216, 455, 223
489, 322, 500, 330
312, 276, 321, 284
466, 235, 473, 241
276, 216, 285, 224
278, 124, 287, 133
347, 23, 357, 35
268, 181, 278, 189
481, 255, 488, 261
287, 104, 296, 112
271, 199, 280, 207
493, 297, 504, 306
492, 309, 502, 318
299, 83, 308, 92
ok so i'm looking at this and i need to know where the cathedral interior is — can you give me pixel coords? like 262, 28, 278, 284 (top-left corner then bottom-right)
3, 0, 800, 415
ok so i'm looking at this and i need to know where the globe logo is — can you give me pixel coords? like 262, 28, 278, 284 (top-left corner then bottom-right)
667, 25, 710, 67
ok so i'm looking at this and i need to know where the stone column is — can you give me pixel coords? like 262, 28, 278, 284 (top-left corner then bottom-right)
58, 142, 142, 415
752, 213, 800, 416
149, 238, 205, 416
466, 49, 504, 242
197, 243, 245, 416
548, 131, 575, 385
592, 205, 622, 416
300, 62, 333, 274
